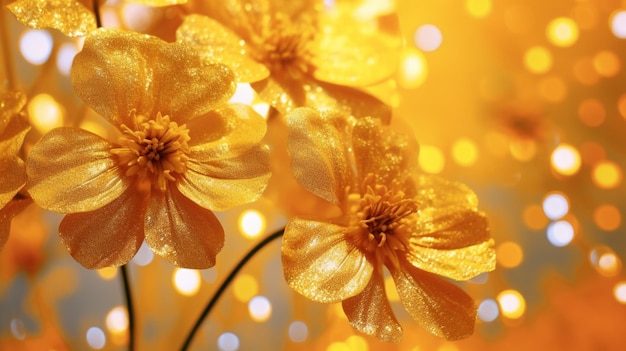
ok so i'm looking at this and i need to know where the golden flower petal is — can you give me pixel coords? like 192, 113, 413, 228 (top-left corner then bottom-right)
286, 107, 352, 206
282, 217, 373, 303
342, 269, 403, 342
317, 81, 392, 123
58, 190, 146, 269
129, 0, 187, 6
71, 28, 236, 127
0, 90, 27, 131
391, 258, 477, 340
311, 4, 401, 86
352, 116, 418, 189
0, 108, 30, 208
0, 198, 32, 250
413, 174, 481, 218
176, 14, 269, 83
26, 127, 130, 213
7, 0, 96, 37
145, 186, 224, 269
179, 144, 271, 212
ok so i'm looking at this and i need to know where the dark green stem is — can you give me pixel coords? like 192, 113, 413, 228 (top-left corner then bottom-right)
121, 265, 135, 351
92, 0, 102, 28
180, 229, 285, 351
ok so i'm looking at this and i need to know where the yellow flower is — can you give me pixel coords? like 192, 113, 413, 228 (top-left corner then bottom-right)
26, 28, 271, 269
0, 91, 32, 251
177, 0, 401, 116
7, 0, 189, 37
281, 107, 496, 342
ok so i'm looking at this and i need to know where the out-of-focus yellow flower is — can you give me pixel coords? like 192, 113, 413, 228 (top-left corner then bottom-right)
177, 0, 401, 117
26, 28, 270, 269
281, 107, 495, 342
0, 90, 32, 251
7, 0, 188, 37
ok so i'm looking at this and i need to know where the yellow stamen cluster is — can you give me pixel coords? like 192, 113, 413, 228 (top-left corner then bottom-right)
258, 12, 314, 78
348, 174, 417, 268
111, 110, 190, 192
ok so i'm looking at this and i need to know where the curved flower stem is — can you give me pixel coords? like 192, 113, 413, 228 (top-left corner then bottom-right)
120, 265, 135, 351
92, 0, 102, 28
180, 228, 285, 351
0, 6, 16, 90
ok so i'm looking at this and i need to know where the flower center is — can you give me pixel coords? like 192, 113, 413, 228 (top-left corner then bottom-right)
257, 12, 314, 78
111, 110, 190, 192
348, 174, 417, 268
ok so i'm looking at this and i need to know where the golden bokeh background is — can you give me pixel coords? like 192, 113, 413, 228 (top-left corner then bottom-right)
1, 0, 626, 350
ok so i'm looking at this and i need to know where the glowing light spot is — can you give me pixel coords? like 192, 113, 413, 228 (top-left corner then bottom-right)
452, 138, 478, 167
86, 327, 106, 350
477, 298, 499, 322
28, 94, 64, 134
551, 144, 581, 176
327, 342, 350, 351
414, 24, 442, 52
592, 161, 622, 189
230, 83, 256, 104
384, 276, 399, 301
20, 29, 53, 65
217, 332, 240, 351
524, 46, 552, 74
238, 210, 266, 239
466, 0, 491, 18
593, 204, 621, 231
248, 295, 272, 322
173, 268, 201, 296
573, 57, 599, 85
121, 3, 154, 32
578, 98, 605, 127
398, 48, 427, 89
509, 139, 536, 162
546, 220, 575, 247
131, 241, 154, 266
496, 241, 523, 268
590, 246, 621, 277
288, 321, 308, 342
618, 94, 626, 119
497, 290, 526, 319
579, 142, 606, 166
542, 192, 569, 220
202, 267, 217, 283
539, 76, 567, 102
547, 17, 579, 47
10, 319, 26, 340
418, 145, 445, 174
105, 306, 128, 334
56, 42, 78, 76
593, 50, 621, 77
345, 335, 368, 351
572, 2, 598, 30
614, 282, 626, 304
233, 274, 258, 302
610, 10, 626, 39
97, 267, 117, 280
523, 204, 549, 230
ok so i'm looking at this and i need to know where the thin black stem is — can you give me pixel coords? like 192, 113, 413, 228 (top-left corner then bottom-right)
92, 0, 102, 28
180, 229, 285, 351
121, 265, 135, 351
0, 5, 16, 90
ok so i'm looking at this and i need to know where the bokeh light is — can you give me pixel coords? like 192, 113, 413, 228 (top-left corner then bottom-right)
131, 241, 154, 266
451, 138, 478, 166
466, 0, 492, 18
496, 241, 524, 268
614, 282, 626, 304
497, 290, 526, 319
546, 17, 579, 47
97, 267, 117, 280
10, 318, 26, 340
524, 46, 552, 74
418, 145, 445, 173
249, 295, 272, 322
546, 220, 575, 247
19, 29, 53, 65
590, 246, 622, 277
398, 48, 427, 88
593, 204, 621, 231
233, 274, 259, 302
86, 327, 106, 350
414, 24, 443, 52
592, 50, 621, 77
105, 306, 129, 334
542, 192, 569, 220
477, 298, 499, 322
217, 332, 240, 351
27, 94, 65, 134
523, 204, 549, 230
551, 144, 581, 176
610, 10, 626, 38
592, 161, 622, 189
577, 98, 605, 127
173, 268, 201, 296
56, 42, 78, 76
539, 76, 568, 102
238, 210, 266, 238
288, 321, 308, 342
